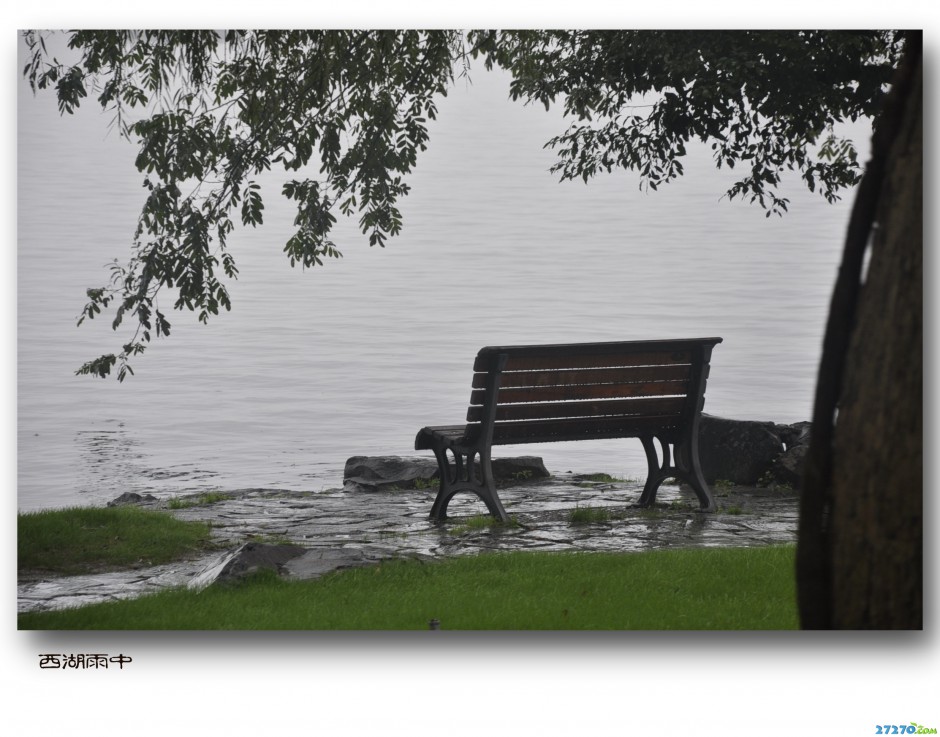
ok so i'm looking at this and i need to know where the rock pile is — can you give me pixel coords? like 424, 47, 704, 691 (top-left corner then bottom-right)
699, 414, 810, 488
343, 454, 550, 491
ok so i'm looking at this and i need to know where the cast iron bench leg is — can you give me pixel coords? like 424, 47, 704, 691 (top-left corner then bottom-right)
638, 435, 668, 507
675, 435, 716, 512
638, 435, 716, 512
476, 448, 510, 522
427, 443, 510, 522
428, 445, 457, 520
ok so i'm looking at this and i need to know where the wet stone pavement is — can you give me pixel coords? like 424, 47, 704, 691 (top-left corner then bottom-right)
18, 474, 799, 614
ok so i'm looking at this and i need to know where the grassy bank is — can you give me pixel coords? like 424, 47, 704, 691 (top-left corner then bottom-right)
18, 506, 215, 576
19, 544, 798, 630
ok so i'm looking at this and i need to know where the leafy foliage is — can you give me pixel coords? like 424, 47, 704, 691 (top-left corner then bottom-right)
469, 30, 902, 214
23, 30, 463, 379
21, 30, 902, 378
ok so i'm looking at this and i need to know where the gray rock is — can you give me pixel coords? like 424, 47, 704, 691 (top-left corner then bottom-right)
774, 421, 812, 450
190, 542, 306, 588
768, 443, 809, 487
766, 422, 812, 488
107, 492, 158, 507
343, 455, 440, 491
490, 456, 551, 483
698, 414, 785, 485
282, 548, 389, 580
343, 455, 549, 491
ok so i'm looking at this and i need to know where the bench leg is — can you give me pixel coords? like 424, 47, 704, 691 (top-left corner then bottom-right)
427, 446, 510, 522
675, 435, 716, 512
638, 435, 667, 507
638, 435, 716, 512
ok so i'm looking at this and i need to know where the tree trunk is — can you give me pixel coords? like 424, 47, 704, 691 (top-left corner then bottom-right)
797, 36, 922, 629
828, 57, 923, 628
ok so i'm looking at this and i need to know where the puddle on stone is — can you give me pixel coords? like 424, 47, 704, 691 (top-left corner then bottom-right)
18, 477, 799, 614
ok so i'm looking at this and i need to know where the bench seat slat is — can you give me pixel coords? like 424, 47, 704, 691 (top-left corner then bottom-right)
470, 380, 689, 406
414, 424, 472, 451
470, 364, 691, 389
467, 396, 685, 423
475, 350, 692, 372
491, 415, 683, 445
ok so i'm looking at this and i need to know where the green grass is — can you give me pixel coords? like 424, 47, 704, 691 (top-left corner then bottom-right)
574, 472, 644, 488
18, 506, 215, 576
568, 506, 612, 524
510, 469, 535, 482
167, 491, 232, 509
448, 514, 519, 535
577, 472, 634, 483
18, 544, 798, 630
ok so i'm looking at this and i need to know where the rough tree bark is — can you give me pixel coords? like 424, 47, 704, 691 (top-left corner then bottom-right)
797, 33, 922, 629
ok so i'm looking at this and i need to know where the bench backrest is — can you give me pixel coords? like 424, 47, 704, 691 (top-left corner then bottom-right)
466, 338, 722, 446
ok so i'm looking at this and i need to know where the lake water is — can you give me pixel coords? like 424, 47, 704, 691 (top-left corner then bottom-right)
16, 50, 870, 511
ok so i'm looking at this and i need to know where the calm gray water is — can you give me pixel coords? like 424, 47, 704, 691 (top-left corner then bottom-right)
17, 55, 870, 511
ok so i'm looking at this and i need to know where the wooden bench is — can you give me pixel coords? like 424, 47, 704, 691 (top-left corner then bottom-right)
415, 338, 722, 521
